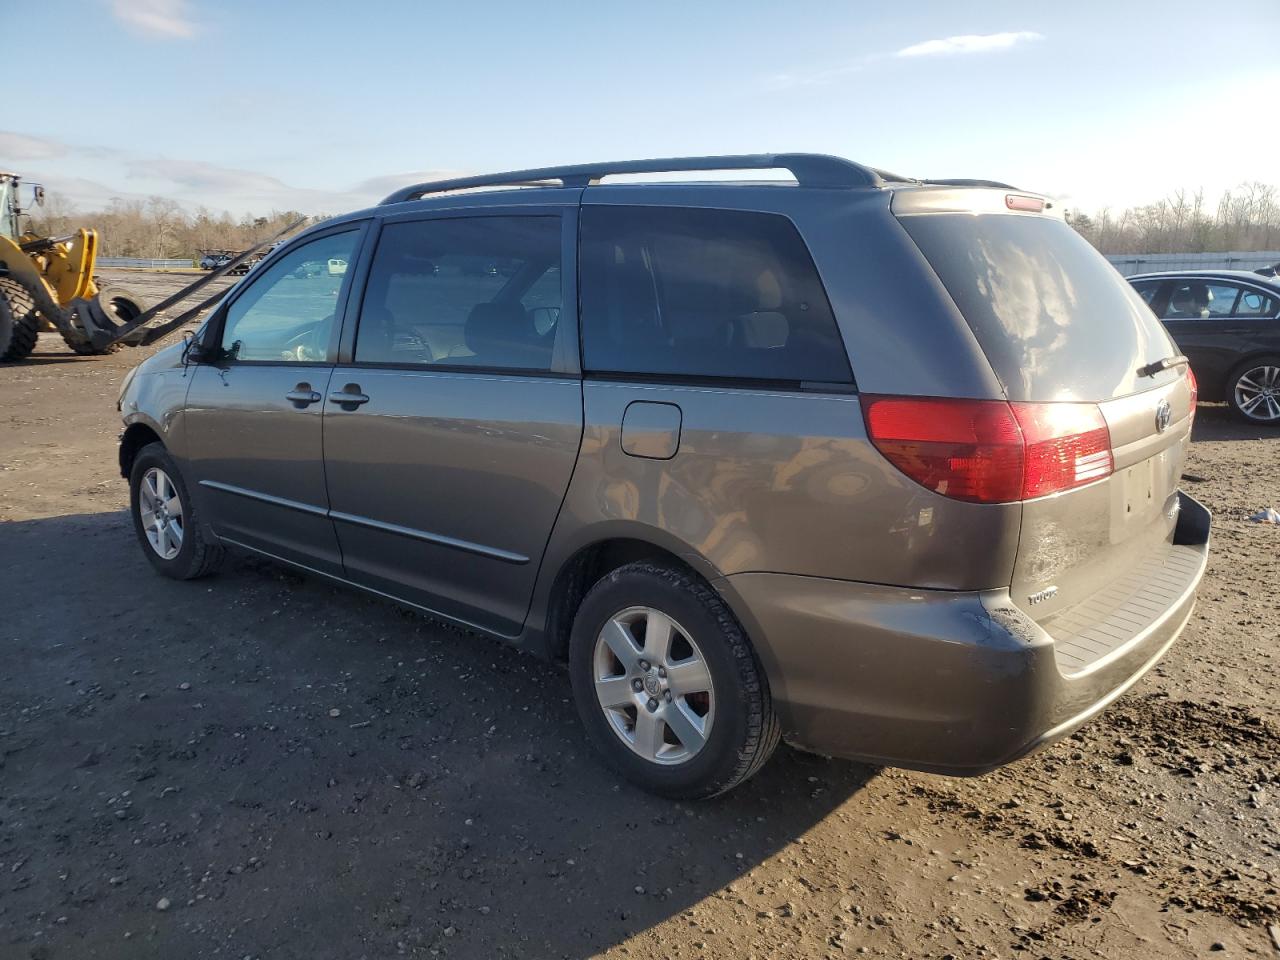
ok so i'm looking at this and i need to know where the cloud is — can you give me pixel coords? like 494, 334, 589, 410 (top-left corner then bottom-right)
765, 29, 1044, 89
13, 133, 460, 217
764, 62, 868, 90
352, 171, 460, 199
0, 131, 68, 161
110, 0, 199, 38
895, 31, 1043, 58
127, 157, 293, 195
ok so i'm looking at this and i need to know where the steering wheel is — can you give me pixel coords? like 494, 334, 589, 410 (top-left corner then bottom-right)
281, 318, 332, 362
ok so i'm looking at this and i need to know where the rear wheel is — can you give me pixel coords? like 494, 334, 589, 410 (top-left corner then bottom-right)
0, 277, 40, 362
1226, 356, 1280, 424
569, 561, 780, 799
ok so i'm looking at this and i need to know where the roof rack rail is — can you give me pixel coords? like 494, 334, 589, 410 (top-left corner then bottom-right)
380, 153, 885, 205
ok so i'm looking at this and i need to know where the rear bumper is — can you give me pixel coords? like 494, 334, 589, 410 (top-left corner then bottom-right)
717, 492, 1211, 775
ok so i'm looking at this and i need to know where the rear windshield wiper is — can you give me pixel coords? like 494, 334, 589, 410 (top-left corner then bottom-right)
1138, 355, 1190, 378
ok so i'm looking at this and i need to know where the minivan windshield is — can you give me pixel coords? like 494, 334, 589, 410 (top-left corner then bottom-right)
899, 213, 1180, 401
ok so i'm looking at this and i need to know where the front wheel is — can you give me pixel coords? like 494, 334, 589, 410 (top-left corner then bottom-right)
129, 443, 224, 579
0, 277, 40, 362
569, 562, 780, 799
1226, 356, 1280, 424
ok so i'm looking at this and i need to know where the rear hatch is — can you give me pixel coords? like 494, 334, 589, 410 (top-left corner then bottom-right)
892, 190, 1197, 674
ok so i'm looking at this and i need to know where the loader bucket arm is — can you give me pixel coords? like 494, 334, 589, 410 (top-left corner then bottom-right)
75, 218, 306, 351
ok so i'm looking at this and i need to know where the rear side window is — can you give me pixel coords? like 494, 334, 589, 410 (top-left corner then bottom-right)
1161, 281, 1278, 320
579, 206, 852, 385
356, 216, 560, 371
1162, 281, 1241, 319
1237, 287, 1279, 318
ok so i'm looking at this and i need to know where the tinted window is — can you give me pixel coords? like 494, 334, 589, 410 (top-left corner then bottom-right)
900, 214, 1180, 401
221, 230, 359, 362
1130, 279, 1161, 307
1162, 281, 1242, 319
1236, 287, 1279, 318
356, 217, 560, 371
579, 206, 852, 384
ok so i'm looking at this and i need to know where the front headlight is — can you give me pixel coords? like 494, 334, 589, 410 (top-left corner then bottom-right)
117, 364, 140, 411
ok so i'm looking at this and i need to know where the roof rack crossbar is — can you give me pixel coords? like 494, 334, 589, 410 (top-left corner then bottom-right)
380, 153, 884, 205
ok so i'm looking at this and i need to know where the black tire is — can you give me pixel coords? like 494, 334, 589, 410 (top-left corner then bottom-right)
129, 442, 224, 580
1225, 355, 1280, 425
65, 285, 146, 355
0, 276, 40, 362
568, 561, 780, 799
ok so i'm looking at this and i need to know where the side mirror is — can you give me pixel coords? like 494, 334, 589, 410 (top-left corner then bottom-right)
31, 184, 45, 207
182, 331, 215, 365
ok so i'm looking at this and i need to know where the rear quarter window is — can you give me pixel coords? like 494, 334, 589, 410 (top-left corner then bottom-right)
579, 205, 853, 386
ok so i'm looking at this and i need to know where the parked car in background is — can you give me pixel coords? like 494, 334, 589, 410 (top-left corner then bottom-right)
198, 249, 259, 276
1128, 270, 1280, 424
198, 252, 233, 271
116, 154, 1210, 799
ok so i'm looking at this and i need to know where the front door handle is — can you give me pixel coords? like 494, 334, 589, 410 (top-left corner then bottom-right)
328, 384, 370, 410
285, 384, 322, 408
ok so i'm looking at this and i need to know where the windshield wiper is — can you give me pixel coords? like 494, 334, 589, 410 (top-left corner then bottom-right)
1138, 355, 1189, 378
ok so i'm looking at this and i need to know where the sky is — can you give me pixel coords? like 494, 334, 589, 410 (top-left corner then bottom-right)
6, 0, 1280, 219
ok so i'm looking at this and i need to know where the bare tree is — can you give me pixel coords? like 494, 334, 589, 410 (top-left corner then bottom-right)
28, 193, 311, 261
1067, 182, 1280, 254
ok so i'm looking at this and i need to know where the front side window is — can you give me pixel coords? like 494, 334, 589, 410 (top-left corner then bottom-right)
355, 216, 561, 371
220, 230, 359, 362
579, 205, 852, 385
1130, 279, 1161, 307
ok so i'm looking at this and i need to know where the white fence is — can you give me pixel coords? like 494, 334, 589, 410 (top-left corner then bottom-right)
97, 257, 195, 269
1105, 251, 1280, 277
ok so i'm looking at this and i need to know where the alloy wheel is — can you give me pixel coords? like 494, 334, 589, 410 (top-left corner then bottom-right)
1234, 365, 1280, 422
592, 606, 715, 765
139, 467, 185, 560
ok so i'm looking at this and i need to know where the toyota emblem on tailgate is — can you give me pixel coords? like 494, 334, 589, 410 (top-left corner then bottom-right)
1155, 399, 1172, 433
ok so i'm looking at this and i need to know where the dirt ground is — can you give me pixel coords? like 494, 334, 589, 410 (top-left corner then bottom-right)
1, 270, 1277, 960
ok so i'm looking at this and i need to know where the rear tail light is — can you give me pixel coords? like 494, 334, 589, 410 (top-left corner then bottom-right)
862, 396, 1114, 504
1186, 366, 1198, 426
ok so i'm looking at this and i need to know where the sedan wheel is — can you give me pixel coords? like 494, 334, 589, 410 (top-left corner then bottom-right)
1232, 363, 1280, 423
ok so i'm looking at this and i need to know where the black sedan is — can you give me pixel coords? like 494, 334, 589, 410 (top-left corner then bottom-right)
1128, 270, 1280, 424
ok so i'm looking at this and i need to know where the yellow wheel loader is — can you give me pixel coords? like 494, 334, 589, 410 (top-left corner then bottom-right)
0, 172, 302, 362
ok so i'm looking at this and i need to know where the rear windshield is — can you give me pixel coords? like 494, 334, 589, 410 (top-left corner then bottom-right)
899, 213, 1180, 401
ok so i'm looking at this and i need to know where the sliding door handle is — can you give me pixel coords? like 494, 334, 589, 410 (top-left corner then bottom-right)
328, 384, 369, 409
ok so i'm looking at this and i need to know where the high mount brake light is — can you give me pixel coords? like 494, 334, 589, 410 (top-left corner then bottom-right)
1005, 194, 1046, 212
862, 396, 1114, 504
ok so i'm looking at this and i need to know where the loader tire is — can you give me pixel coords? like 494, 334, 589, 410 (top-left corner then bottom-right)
0, 276, 40, 362
64, 285, 146, 355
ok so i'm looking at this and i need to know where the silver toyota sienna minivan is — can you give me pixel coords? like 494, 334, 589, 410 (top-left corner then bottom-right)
117, 154, 1211, 799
